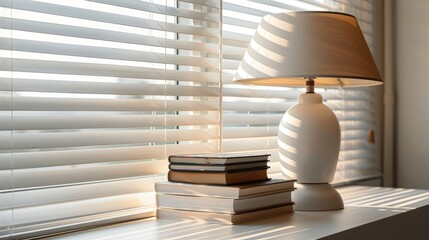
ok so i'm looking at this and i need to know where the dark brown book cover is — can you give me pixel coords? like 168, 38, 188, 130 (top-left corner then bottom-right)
168, 168, 269, 185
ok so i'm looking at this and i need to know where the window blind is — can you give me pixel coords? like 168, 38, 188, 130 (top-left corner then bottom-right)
0, 0, 220, 237
221, 0, 382, 183
0, 0, 382, 238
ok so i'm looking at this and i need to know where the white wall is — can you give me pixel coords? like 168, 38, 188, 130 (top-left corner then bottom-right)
395, 0, 429, 189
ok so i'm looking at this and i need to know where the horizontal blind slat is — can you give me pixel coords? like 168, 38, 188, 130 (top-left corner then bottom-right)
0, 95, 219, 111
222, 138, 278, 152
246, 0, 325, 11
222, 87, 303, 99
222, 31, 253, 43
3, 161, 167, 190
2, 59, 220, 82
223, 2, 270, 17
223, 114, 283, 125
222, 126, 277, 139
179, 0, 220, 8
1, 143, 217, 170
1, 39, 220, 70
0, 78, 220, 96
0, 114, 217, 130
223, 16, 259, 29
0, 129, 218, 150
223, 101, 294, 112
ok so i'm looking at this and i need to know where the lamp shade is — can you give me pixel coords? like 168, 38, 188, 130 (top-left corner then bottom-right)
233, 11, 382, 87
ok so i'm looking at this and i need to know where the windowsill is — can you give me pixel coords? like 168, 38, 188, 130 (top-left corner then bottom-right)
45, 186, 429, 239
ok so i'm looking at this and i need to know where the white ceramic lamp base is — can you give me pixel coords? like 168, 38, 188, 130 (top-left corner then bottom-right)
293, 183, 344, 211
278, 92, 343, 211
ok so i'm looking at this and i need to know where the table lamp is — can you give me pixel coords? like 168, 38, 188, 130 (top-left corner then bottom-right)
233, 11, 383, 211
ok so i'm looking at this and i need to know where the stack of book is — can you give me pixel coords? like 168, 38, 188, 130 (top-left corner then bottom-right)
156, 153, 296, 224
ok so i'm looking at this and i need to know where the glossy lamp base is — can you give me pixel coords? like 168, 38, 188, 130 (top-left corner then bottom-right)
293, 183, 344, 211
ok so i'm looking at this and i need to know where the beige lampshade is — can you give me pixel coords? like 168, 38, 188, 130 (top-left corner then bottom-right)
233, 11, 383, 87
